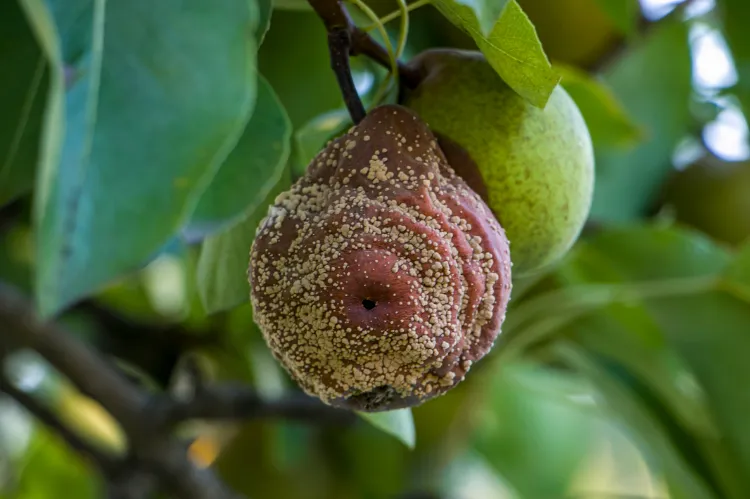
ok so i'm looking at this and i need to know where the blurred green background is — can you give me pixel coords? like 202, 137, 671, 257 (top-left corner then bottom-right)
3, 0, 750, 498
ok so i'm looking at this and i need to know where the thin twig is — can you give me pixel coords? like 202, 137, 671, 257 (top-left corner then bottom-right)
328, 27, 367, 123
105, 469, 158, 499
0, 372, 118, 474
0, 283, 241, 499
0, 283, 356, 498
151, 383, 355, 427
0, 285, 147, 433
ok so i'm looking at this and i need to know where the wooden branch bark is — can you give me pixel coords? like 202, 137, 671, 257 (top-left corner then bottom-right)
152, 382, 355, 426
0, 372, 118, 474
0, 283, 353, 499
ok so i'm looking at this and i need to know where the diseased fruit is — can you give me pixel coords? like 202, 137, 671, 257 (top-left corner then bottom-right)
248, 105, 512, 411
404, 48, 595, 275
662, 156, 750, 246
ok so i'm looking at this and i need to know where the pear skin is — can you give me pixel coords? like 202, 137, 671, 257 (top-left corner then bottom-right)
404, 49, 595, 275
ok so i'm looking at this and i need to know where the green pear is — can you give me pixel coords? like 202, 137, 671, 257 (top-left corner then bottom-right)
403, 49, 595, 275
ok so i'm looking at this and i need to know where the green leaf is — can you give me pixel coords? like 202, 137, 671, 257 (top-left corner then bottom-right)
187, 76, 291, 238
591, 19, 692, 222
594, 0, 640, 35
557, 63, 642, 150
724, 242, 750, 301
10, 426, 101, 499
512, 226, 750, 499
16, 0, 65, 227
28, 0, 258, 316
272, 0, 311, 10
331, 429, 410, 498
645, 293, 750, 496
563, 225, 731, 282
197, 168, 292, 314
722, 0, 750, 116
258, 11, 341, 128
474, 363, 593, 497
357, 409, 416, 449
0, 1, 48, 207
257, 0, 273, 44
0, 224, 34, 295
446, 0, 509, 36
500, 226, 730, 359
559, 346, 720, 499
292, 108, 351, 177
432, 0, 560, 108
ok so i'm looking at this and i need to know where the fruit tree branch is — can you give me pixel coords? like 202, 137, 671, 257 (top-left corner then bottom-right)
0, 283, 353, 498
0, 283, 240, 499
151, 381, 355, 426
0, 371, 118, 475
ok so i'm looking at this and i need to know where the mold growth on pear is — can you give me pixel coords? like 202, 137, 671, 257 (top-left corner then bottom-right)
248, 105, 512, 412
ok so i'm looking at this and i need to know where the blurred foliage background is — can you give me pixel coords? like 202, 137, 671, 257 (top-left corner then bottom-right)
3, 0, 750, 498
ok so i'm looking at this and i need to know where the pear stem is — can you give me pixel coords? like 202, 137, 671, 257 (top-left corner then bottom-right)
307, 0, 422, 123
329, 27, 367, 123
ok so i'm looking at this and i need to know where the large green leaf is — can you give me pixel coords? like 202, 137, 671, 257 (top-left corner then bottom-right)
500, 225, 730, 350
0, 1, 48, 207
197, 168, 292, 314
645, 294, 750, 497
591, 19, 692, 222
25, 0, 258, 316
323, 420, 410, 499
557, 63, 642, 150
560, 225, 731, 282
507, 226, 750, 499
187, 76, 291, 238
8, 426, 101, 499
544, 228, 730, 443
431, 0, 559, 108
258, 11, 342, 129
560, 347, 720, 499
474, 362, 593, 497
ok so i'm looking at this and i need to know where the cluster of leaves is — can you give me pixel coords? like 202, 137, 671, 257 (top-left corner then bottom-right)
3, 0, 750, 498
